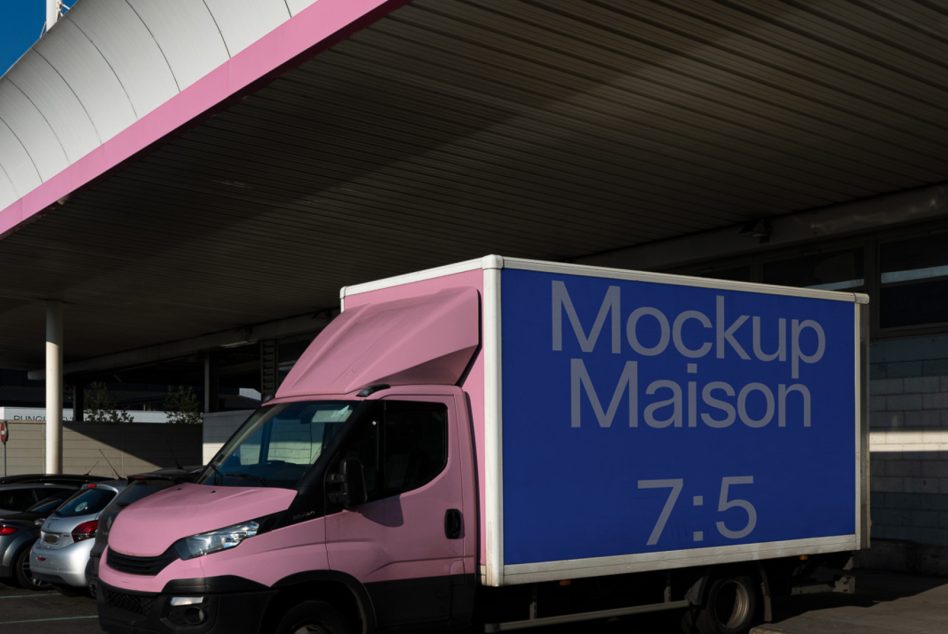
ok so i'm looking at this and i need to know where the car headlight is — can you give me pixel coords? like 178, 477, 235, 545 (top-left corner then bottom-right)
173, 521, 260, 560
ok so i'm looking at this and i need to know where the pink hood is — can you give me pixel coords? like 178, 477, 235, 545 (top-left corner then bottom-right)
108, 482, 296, 556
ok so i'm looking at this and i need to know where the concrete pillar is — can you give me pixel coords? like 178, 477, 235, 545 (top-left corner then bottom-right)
46, 301, 63, 474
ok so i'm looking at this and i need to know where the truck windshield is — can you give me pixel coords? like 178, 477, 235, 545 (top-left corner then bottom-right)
201, 401, 356, 489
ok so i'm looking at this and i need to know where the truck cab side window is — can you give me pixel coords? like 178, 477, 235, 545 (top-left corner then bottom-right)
337, 401, 448, 503
382, 401, 448, 496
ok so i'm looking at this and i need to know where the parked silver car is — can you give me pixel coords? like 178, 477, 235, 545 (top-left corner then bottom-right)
31, 480, 126, 590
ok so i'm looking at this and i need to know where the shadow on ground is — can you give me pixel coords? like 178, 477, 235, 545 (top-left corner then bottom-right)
758, 569, 948, 634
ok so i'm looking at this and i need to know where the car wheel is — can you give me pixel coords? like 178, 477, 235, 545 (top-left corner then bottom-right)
274, 600, 350, 634
694, 574, 759, 634
13, 547, 49, 591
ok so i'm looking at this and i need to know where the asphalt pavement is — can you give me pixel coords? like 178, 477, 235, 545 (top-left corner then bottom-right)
0, 583, 98, 633
2, 569, 948, 633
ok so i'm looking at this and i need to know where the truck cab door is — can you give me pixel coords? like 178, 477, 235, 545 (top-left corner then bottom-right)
324, 389, 474, 630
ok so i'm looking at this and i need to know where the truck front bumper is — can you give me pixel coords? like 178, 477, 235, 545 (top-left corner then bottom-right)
97, 578, 274, 634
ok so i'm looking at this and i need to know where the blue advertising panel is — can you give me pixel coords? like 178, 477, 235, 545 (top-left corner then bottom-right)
500, 268, 856, 566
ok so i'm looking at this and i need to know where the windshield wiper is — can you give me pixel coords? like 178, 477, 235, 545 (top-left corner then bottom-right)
222, 472, 267, 486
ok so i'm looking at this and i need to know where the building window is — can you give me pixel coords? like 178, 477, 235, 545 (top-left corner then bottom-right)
880, 233, 948, 329
762, 249, 864, 291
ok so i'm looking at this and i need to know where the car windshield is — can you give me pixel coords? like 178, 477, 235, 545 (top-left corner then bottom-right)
55, 487, 116, 518
202, 401, 357, 489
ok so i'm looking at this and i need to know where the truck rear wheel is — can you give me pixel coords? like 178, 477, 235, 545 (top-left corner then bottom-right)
694, 575, 758, 634
275, 600, 350, 634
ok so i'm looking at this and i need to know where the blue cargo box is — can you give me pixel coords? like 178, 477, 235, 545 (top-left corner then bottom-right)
483, 258, 868, 586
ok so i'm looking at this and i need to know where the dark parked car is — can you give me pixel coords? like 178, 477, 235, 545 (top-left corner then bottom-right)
0, 496, 70, 589
0, 474, 111, 486
86, 466, 201, 596
0, 482, 82, 517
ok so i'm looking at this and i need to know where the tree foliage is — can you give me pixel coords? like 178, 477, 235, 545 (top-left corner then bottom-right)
163, 385, 202, 425
84, 382, 133, 423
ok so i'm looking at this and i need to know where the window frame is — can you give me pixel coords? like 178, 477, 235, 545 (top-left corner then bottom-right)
875, 225, 948, 336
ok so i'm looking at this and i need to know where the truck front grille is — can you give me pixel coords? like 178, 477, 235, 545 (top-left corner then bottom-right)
104, 587, 156, 615
106, 547, 177, 576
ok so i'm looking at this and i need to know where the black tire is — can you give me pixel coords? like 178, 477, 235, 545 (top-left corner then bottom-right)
694, 575, 759, 634
274, 600, 351, 634
13, 547, 49, 591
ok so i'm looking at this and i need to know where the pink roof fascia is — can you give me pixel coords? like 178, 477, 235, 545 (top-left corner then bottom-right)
0, 0, 403, 238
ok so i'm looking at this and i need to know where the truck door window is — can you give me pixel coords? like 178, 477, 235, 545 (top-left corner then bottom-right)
338, 401, 448, 503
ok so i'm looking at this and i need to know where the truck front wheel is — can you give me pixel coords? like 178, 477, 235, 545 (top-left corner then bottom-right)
275, 600, 350, 634
694, 575, 758, 634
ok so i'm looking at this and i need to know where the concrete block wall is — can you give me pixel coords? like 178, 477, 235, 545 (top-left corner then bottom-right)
0, 421, 202, 478
869, 334, 948, 549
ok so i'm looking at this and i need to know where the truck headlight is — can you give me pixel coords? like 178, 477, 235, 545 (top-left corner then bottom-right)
173, 521, 260, 560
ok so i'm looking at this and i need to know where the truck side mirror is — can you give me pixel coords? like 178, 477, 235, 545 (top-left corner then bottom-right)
327, 458, 367, 508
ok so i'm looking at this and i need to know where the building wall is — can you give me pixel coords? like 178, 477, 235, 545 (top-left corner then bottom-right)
0, 421, 202, 478
870, 334, 948, 548
0, 406, 169, 423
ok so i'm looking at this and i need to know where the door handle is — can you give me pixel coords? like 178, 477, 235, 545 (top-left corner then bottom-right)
444, 509, 462, 539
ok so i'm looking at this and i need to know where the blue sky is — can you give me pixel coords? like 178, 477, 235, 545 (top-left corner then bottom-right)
1, 0, 80, 77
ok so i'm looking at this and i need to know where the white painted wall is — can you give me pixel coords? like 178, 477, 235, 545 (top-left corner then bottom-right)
0, 406, 169, 423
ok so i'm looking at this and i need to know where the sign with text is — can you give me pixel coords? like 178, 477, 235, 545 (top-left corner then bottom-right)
0, 421, 7, 444
500, 269, 857, 565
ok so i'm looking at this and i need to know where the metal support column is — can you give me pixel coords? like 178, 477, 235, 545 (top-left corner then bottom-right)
203, 352, 219, 414
45, 301, 63, 474
72, 381, 84, 423
260, 339, 278, 400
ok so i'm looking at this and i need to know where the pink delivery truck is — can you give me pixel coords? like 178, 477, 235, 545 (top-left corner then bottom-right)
97, 256, 869, 634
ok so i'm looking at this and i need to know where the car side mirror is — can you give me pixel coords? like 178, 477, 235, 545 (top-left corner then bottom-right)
327, 458, 367, 508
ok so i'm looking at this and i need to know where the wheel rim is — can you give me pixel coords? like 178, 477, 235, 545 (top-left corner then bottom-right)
19, 555, 48, 589
713, 579, 751, 628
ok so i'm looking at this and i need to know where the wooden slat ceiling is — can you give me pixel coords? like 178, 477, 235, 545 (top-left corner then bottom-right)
1, 0, 947, 367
